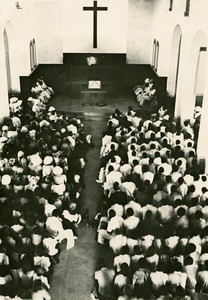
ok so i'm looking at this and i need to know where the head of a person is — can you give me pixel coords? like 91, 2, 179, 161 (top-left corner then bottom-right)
133, 245, 142, 255
175, 286, 185, 297
144, 180, 150, 187
189, 197, 198, 207
130, 144, 135, 151
33, 280, 43, 293
121, 245, 129, 255
132, 159, 138, 167
145, 210, 153, 219
142, 165, 149, 173
202, 187, 208, 194
177, 177, 184, 185
166, 175, 171, 183
126, 207, 134, 217
158, 167, 164, 174
171, 185, 177, 194
120, 262, 129, 277
113, 181, 120, 191
142, 152, 148, 159
52, 209, 60, 218
195, 210, 203, 220
108, 209, 116, 219
108, 165, 114, 173
177, 207, 186, 217
184, 255, 194, 266
154, 151, 160, 158
186, 243, 196, 254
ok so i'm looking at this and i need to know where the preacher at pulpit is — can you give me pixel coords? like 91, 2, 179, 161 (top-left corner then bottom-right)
86, 55, 98, 66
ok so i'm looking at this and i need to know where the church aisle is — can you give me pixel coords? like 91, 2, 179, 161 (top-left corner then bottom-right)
50, 116, 113, 300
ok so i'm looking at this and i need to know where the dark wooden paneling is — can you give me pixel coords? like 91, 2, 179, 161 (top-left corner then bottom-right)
20, 58, 167, 105
119, 64, 167, 105
20, 64, 65, 99
70, 65, 119, 97
63, 53, 126, 65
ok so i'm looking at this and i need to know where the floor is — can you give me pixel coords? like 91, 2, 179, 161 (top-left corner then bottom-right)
50, 90, 136, 116
49, 107, 114, 300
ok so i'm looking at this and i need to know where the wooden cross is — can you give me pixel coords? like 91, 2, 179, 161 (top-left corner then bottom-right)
83, 1, 108, 48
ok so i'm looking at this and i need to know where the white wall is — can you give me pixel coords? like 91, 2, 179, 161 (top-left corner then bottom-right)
0, 29, 10, 120
126, 0, 154, 64
62, 0, 128, 54
152, 0, 208, 77
34, 0, 63, 63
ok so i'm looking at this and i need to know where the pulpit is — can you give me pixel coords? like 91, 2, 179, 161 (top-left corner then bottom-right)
81, 80, 107, 105
70, 65, 119, 98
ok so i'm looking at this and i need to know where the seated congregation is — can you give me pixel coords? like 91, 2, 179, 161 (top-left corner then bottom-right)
0, 79, 91, 299
133, 78, 157, 107
93, 105, 208, 300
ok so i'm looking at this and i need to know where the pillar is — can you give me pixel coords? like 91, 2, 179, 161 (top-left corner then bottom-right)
0, 29, 10, 121
196, 51, 208, 173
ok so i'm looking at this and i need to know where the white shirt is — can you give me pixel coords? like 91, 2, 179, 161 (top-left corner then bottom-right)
108, 204, 124, 217
104, 142, 119, 156
109, 235, 127, 255
94, 268, 115, 295
127, 238, 139, 254
51, 183, 66, 195
140, 235, 154, 251
123, 216, 140, 230
198, 271, 208, 287
120, 181, 136, 196
107, 216, 124, 233
150, 271, 169, 289
114, 254, 131, 272
114, 274, 128, 288
32, 289, 51, 300
120, 164, 132, 178
124, 200, 141, 217
67, 124, 78, 135
165, 236, 179, 249
169, 272, 187, 289
131, 116, 141, 127
33, 256, 51, 272
63, 210, 80, 223
160, 163, 172, 176
106, 171, 123, 188
44, 202, 56, 217
46, 216, 63, 237
183, 174, 194, 186
157, 205, 174, 222
43, 237, 58, 256
141, 205, 157, 219
0, 253, 9, 265
141, 171, 154, 184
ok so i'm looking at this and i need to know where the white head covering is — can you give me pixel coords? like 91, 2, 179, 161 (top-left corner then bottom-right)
43, 156, 53, 165
48, 106, 56, 112
21, 126, 28, 133
30, 154, 42, 166
53, 166, 63, 175
17, 151, 24, 159
9, 97, 18, 104
1, 174, 11, 185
